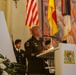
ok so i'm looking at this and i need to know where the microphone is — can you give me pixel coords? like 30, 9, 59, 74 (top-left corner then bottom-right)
44, 35, 62, 42
43, 35, 53, 37
44, 35, 59, 47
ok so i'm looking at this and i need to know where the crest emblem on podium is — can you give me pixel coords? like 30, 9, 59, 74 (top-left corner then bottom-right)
64, 50, 75, 64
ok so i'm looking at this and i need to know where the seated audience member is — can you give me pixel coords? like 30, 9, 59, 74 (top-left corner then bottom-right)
13, 39, 26, 75
45, 39, 51, 49
62, 40, 67, 43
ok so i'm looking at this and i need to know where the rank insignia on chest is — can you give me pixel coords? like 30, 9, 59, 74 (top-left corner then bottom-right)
26, 42, 29, 46
34, 42, 38, 47
22, 54, 24, 57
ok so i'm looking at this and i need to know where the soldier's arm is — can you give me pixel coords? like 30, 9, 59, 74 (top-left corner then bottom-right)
24, 42, 36, 59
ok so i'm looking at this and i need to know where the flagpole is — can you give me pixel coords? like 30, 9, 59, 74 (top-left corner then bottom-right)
50, 6, 54, 48
51, 18, 54, 48
41, 0, 44, 39
48, 0, 53, 48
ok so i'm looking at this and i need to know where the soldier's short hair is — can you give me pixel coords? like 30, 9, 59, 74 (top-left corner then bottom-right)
31, 26, 40, 35
15, 39, 21, 45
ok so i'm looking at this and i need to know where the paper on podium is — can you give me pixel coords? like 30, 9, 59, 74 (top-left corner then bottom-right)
36, 47, 59, 58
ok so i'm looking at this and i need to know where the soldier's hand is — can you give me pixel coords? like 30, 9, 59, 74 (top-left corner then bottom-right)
40, 50, 47, 53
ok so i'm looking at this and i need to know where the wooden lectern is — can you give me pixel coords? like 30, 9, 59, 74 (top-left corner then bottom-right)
37, 43, 76, 75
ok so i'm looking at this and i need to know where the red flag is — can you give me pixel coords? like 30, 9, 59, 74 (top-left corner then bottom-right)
25, 0, 39, 28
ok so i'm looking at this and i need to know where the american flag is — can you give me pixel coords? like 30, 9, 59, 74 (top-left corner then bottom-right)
25, 0, 39, 28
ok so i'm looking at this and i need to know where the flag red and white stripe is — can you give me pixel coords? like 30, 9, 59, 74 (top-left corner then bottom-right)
25, 0, 39, 28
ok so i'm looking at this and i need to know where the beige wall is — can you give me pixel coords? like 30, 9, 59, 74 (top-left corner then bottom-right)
0, 0, 31, 49
0, 0, 42, 49
10, 0, 31, 49
0, 0, 7, 19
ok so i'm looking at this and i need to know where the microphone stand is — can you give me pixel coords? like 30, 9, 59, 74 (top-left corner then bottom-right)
52, 37, 59, 45
44, 35, 62, 47
50, 36, 62, 47
50, 36, 62, 42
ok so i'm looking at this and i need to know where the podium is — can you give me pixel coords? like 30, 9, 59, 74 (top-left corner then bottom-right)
37, 43, 76, 75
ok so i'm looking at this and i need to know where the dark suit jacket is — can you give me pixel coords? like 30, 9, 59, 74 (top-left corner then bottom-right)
24, 36, 45, 74
13, 48, 26, 65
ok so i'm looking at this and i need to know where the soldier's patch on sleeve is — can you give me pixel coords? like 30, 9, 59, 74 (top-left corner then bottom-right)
26, 42, 30, 46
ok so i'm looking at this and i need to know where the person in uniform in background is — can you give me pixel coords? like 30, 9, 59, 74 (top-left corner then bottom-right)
24, 26, 46, 75
45, 40, 51, 50
14, 39, 26, 75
